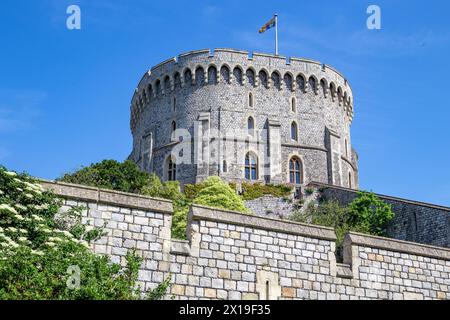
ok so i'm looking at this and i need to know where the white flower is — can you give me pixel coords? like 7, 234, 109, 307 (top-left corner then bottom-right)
0, 242, 10, 248
31, 250, 44, 256
4, 171, 17, 177
14, 214, 25, 221
18, 237, 28, 242
13, 178, 22, 184
79, 240, 89, 248
19, 229, 28, 234
14, 204, 27, 211
0, 227, 3, 232
85, 226, 94, 232
0, 190, 4, 195
31, 214, 44, 222
7, 227, 17, 233
8, 241, 19, 248
45, 242, 56, 247
0, 204, 18, 215
48, 237, 62, 242
42, 228, 53, 234
62, 231, 73, 238
16, 188, 23, 192
24, 193, 33, 199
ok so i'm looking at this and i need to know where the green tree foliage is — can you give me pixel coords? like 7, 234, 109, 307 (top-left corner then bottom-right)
193, 177, 249, 213
59, 160, 150, 194
0, 167, 169, 300
346, 191, 394, 236
290, 192, 394, 260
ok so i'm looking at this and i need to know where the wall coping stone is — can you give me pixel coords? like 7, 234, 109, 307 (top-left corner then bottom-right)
308, 181, 450, 212
39, 179, 173, 214
189, 205, 337, 241
345, 232, 450, 261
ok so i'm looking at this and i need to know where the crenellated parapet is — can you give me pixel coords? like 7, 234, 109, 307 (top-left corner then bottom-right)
130, 48, 354, 135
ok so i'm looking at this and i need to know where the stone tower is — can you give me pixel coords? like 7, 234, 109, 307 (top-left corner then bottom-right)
129, 49, 358, 189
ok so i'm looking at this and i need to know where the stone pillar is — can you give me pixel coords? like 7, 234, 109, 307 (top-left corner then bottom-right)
325, 127, 343, 186
194, 112, 210, 183
268, 119, 282, 184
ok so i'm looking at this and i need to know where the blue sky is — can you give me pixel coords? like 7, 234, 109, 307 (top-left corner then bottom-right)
1, 0, 449, 206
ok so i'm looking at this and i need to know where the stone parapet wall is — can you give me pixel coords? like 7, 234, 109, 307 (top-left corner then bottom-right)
41, 180, 450, 300
309, 182, 450, 248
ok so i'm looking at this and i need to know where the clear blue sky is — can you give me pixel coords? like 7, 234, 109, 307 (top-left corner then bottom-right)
1, 0, 449, 206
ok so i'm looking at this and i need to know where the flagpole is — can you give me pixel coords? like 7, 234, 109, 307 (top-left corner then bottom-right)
275, 14, 278, 55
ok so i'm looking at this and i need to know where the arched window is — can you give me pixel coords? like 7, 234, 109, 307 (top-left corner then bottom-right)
164, 76, 171, 93
220, 65, 230, 83
348, 171, 352, 189
248, 92, 253, 108
308, 77, 317, 93
233, 67, 243, 84
291, 97, 296, 112
296, 75, 305, 91
208, 66, 217, 85
173, 97, 177, 112
289, 157, 302, 185
291, 122, 298, 141
247, 117, 255, 136
284, 73, 293, 91
245, 153, 258, 180
195, 67, 205, 86
222, 160, 227, 173
184, 69, 192, 86
246, 69, 255, 86
345, 139, 348, 158
173, 72, 181, 89
167, 157, 176, 181
259, 70, 268, 88
171, 120, 176, 132
155, 80, 161, 96
320, 79, 327, 97
271, 72, 281, 90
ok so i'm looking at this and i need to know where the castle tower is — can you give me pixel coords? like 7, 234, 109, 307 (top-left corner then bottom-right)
128, 49, 358, 189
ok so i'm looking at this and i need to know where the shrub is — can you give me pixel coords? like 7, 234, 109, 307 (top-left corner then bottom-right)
240, 183, 292, 201
290, 192, 394, 261
193, 177, 248, 213
59, 160, 150, 194
0, 166, 169, 300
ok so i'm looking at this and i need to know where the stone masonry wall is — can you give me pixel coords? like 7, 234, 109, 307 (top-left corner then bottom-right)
309, 182, 450, 248
41, 180, 450, 300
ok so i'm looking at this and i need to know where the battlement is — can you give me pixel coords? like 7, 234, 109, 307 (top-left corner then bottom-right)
129, 48, 355, 135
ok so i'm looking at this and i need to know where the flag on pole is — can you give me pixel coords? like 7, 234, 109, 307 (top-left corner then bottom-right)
259, 16, 276, 34
259, 14, 279, 55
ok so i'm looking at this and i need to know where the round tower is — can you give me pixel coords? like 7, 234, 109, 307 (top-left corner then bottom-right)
129, 48, 358, 189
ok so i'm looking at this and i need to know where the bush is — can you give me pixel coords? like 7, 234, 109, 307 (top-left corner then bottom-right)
239, 183, 292, 201
0, 166, 169, 300
59, 160, 150, 194
290, 192, 394, 261
347, 191, 394, 236
193, 177, 248, 213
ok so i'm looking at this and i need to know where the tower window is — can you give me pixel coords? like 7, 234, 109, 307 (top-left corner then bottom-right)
222, 160, 227, 173
348, 171, 352, 189
167, 157, 176, 181
291, 122, 298, 141
245, 153, 258, 181
247, 117, 255, 136
173, 97, 176, 112
249, 92, 253, 107
291, 97, 296, 112
345, 139, 348, 158
289, 157, 302, 185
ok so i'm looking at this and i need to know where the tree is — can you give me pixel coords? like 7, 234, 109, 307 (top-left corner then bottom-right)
0, 166, 169, 300
59, 160, 150, 194
193, 177, 248, 213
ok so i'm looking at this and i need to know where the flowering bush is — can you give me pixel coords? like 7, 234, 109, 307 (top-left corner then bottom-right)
0, 166, 169, 300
